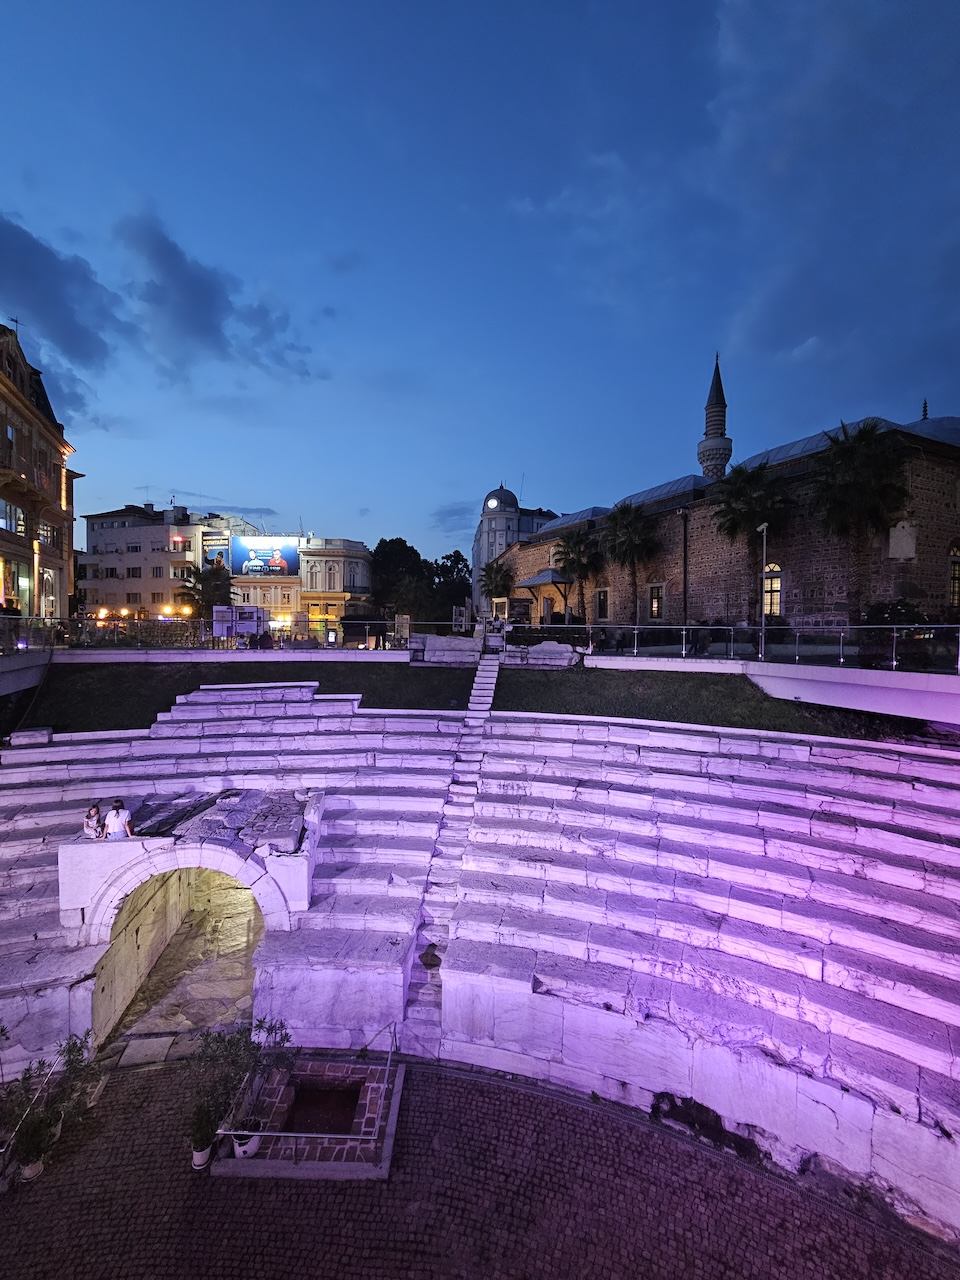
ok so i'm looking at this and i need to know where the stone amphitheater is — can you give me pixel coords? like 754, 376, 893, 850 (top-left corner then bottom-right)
2, 653, 960, 1241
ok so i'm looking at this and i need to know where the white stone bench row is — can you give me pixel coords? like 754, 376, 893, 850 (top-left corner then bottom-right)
479, 754, 960, 829
459, 839, 960, 949
0, 733, 462, 775
446, 907, 960, 1089
470, 793, 960, 888
485, 712, 960, 783
453, 867, 960, 997
439, 937, 951, 1130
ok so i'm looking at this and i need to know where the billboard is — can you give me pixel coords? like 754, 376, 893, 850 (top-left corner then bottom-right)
201, 530, 231, 573
231, 536, 300, 577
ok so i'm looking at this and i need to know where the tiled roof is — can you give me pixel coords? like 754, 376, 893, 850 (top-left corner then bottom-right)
536, 506, 612, 535
617, 475, 711, 507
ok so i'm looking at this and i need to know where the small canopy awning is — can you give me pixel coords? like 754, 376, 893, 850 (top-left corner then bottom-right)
516, 569, 573, 588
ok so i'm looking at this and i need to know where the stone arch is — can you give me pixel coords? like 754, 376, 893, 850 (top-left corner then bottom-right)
79, 842, 291, 946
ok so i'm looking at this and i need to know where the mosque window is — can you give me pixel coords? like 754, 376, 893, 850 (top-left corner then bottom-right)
649, 585, 664, 620
763, 563, 782, 618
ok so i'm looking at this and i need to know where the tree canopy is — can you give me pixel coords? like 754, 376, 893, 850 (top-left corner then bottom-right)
479, 559, 515, 604
174, 561, 233, 619
602, 503, 661, 627
553, 528, 604, 621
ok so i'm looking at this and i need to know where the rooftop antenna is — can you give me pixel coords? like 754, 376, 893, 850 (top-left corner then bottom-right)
298, 514, 305, 536
8, 316, 20, 336
518, 472, 525, 505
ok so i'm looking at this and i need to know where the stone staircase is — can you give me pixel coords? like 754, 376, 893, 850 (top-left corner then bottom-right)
399, 655, 501, 1054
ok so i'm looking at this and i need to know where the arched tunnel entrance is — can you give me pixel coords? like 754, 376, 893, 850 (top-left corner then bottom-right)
92, 868, 264, 1046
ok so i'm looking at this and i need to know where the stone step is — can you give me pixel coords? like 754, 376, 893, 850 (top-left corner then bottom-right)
321, 834, 437, 862
320, 813, 440, 839
311, 863, 426, 896
459, 841, 960, 944
0, 877, 60, 921
456, 867, 960, 984
299, 894, 422, 932
0, 908, 64, 953
441, 937, 958, 1129
478, 763, 960, 836
446, 914, 960, 1079
469, 801, 960, 878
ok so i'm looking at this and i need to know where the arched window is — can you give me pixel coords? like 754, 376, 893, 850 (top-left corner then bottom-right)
326, 562, 338, 591
950, 546, 960, 608
763, 563, 782, 618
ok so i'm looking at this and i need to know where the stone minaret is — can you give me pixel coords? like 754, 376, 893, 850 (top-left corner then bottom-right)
697, 355, 733, 480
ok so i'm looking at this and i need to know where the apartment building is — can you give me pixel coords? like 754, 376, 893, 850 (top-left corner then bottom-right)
77, 503, 257, 616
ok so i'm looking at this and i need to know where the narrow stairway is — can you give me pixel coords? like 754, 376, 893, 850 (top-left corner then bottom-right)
401, 653, 501, 1055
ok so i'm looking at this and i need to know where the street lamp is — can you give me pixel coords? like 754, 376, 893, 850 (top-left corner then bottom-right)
757, 522, 769, 661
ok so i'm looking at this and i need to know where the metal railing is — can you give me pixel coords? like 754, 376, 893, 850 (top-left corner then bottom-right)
503, 623, 960, 675
216, 1036, 397, 1166
3, 616, 959, 673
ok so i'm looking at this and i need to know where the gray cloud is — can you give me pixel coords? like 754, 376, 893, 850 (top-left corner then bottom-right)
0, 213, 135, 370
115, 213, 312, 380
327, 250, 366, 274
431, 500, 479, 536
134, 485, 277, 519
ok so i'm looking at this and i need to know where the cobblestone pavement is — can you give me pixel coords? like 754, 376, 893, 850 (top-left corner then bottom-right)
6, 1063, 960, 1280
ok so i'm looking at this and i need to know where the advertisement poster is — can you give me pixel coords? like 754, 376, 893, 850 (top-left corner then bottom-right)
201, 530, 231, 574
232, 536, 300, 577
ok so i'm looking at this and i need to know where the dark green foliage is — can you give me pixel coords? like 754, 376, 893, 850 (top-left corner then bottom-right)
711, 463, 793, 623
432, 550, 472, 612
553, 529, 604, 621
493, 667, 921, 739
812, 420, 910, 624
603, 503, 661, 626
15, 662, 475, 733
479, 559, 516, 604
174, 562, 233, 619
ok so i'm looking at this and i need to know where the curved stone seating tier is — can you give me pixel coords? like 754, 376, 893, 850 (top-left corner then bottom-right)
1, 687, 960, 1234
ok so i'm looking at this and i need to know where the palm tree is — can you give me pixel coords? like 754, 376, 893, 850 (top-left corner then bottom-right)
553, 529, 604, 622
479, 559, 515, 607
175, 561, 234, 619
602, 503, 661, 626
812, 418, 909, 624
712, 462, 792, 622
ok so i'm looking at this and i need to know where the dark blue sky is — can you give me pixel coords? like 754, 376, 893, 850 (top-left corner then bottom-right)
4, 0, 959, 555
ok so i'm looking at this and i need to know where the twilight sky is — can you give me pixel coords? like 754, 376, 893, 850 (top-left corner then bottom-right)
3, 0, 959, 557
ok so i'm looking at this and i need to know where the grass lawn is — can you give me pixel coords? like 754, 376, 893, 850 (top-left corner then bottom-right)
9, 662, 475, 734
493, 667, 925, 739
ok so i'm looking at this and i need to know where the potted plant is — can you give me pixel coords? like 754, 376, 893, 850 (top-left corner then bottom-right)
12, 1107, 55, 1181
48, 1032, 102, 1133
188, 1019, 296, 1165
190, 1102, 218, 1170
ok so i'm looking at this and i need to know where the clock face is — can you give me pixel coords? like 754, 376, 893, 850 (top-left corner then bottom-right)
486, 498, 499, 509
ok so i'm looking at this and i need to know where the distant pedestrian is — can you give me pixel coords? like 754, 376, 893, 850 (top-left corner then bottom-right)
83, 804, 104, 839
103, 798, 134, 840
258, 629, 274, 650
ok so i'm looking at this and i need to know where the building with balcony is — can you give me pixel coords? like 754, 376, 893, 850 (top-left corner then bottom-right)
0, 325, 77, 616
77, 504, 257, 616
